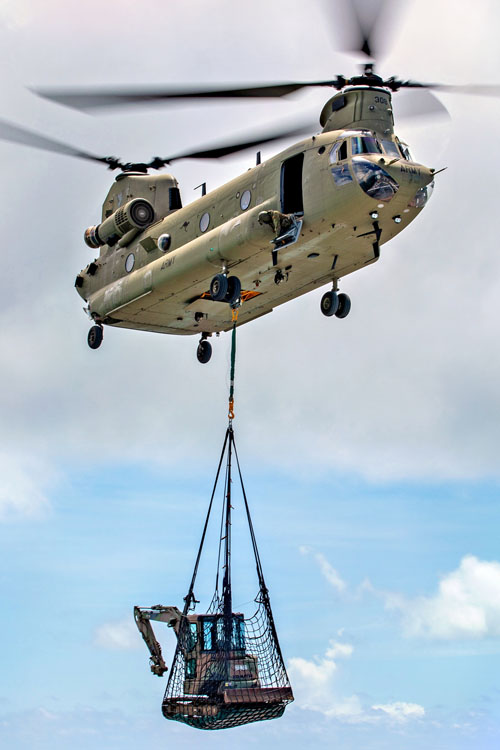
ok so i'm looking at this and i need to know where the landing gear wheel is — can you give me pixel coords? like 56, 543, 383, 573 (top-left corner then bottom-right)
87, 325, 103, 349
320, 291, 339, 317
197, 339, 212, 364
210, 273, 228, 302
224, 276, 241, 305
335, 293, 351, 319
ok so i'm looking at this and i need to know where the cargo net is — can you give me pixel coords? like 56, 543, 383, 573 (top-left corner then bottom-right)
162, 426, 293, 730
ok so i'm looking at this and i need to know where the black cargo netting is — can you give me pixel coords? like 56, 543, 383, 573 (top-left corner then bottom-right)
162, 426, 293, 730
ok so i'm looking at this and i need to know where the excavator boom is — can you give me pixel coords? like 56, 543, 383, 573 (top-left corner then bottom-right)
134, 605, 182, 676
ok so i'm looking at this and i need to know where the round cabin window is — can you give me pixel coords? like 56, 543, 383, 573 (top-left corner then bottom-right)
240, 190, 251, 210
125, 253, 135, 273
200, 212, 210, 232
158, 233, 171, 252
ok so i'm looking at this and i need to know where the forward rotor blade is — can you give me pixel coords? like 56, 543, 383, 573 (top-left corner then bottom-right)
33, 80, 340, 112
152, 122, 316, 166
0, 118, 116, 166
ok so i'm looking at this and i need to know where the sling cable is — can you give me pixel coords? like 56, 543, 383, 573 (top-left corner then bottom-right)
134, 307, 293, 730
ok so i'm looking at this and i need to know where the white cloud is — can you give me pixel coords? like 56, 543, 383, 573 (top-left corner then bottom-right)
0, 453, 52, 521
300, 547, 346, 593
325, 641, 354, 659
371, 702, 425, 722
94, 618, 140, 650
288, 640, 364, 721
386, 555, 500, 639
289, 640, 425, 725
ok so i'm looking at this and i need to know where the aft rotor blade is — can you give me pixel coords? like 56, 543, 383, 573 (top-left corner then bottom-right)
0, 118, 118, 166
392, 89, 450, 121
153, 123, 316, 166
33, 80, 341, 111
327, 0, 401, 59
427, 83, 500, 97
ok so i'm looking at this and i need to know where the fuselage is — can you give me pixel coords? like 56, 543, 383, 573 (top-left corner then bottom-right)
75, 87, 435, 337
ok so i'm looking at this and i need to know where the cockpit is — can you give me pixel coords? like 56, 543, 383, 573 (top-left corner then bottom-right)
328, 131, 433, 208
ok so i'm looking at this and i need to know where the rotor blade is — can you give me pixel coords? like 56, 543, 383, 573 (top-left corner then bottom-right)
0, 118, 117, 166
328, 0, 402, 60
427, 83, 500, 98
392, 89, 450, 121
32, 80, 340, 112
151, 122, 316, 166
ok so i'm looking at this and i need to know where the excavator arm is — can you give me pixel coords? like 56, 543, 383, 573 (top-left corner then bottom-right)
133, 605, 183, 677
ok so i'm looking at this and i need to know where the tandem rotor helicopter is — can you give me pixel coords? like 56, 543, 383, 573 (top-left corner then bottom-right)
1, 2, 499, 363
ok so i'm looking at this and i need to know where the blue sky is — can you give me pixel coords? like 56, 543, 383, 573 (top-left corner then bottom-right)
1, 1, 500, 748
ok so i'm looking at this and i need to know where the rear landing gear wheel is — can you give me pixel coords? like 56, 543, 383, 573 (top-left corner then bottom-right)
335, 292, 351, 319
320, 291, 339, 317
224, 276, 241, 305
197, 339, 212, 364
87, 325, 103, 349
210, 273, 229, 301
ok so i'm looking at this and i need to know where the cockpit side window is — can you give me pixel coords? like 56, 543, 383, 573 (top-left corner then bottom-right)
338, 140, 348, 161
381, 140, 401, 158
329, 142, 340, 164
398, 141, 412, 161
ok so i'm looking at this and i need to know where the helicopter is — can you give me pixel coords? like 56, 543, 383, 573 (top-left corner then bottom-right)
1, 2, 498, 364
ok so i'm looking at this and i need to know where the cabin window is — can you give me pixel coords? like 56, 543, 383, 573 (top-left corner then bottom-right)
200, 615, 245, 651
186, 622, 198, 651
351, 136, 382, 156
185, 657, 196, 678
232, 615, 245, 650
381, 140, 401, 159
202, 618, 214, 650
158, 233, 171, 252
240, 190, 251, 210
125, 253, 135, 273
199, 212, 210, 232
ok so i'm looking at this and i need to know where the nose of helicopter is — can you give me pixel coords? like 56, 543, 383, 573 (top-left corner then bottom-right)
383, 158, 435, 206
349, 154, 435, 212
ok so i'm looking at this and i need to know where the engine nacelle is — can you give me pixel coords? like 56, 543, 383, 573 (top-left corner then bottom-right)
84, 198, 155, 248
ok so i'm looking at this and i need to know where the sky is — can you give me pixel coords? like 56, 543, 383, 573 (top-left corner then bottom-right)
0, 0, 500, 748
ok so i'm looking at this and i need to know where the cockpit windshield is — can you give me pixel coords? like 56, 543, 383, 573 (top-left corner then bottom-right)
328, 134, 413, 168
351, 136, 382, 156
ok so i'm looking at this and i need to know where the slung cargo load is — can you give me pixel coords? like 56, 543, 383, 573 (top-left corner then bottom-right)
134, 425, 293, 730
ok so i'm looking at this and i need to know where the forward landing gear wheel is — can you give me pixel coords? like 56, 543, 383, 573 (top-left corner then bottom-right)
210, 273, 229, 301
197, 339, 212, 364
87, 325, 103, 349
225, 275, 241, 305
335, 292, 351, 319
320, 291, 339, 317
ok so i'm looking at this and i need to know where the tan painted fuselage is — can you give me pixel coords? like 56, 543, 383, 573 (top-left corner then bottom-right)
75, 87, 435, 337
